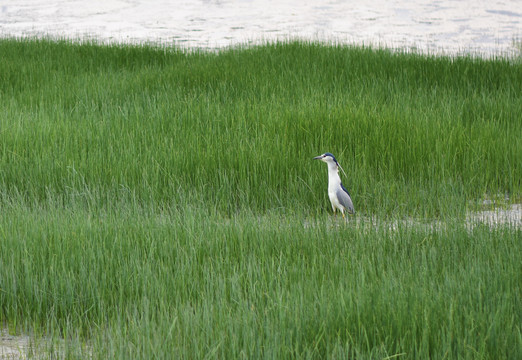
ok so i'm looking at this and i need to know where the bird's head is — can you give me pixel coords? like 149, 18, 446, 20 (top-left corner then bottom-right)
313, 152, 338, 165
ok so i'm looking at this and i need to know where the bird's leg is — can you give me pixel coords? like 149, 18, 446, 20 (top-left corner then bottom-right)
339, 208, 348, 222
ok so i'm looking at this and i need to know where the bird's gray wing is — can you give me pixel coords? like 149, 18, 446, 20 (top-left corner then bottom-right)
337, 184, 354, 214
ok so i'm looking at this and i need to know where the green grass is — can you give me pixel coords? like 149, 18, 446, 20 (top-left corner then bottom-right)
1, 206, 520, 359
0, 38, 521, 359
0, 39, 520, 216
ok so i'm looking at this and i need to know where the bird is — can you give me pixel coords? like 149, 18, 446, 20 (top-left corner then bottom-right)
313, 153, 354, 218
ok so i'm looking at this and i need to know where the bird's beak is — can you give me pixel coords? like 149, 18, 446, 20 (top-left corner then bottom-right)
313, 155, 322, 160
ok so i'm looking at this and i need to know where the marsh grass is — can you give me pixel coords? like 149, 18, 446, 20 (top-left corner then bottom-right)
0, 39, 520, 216
0, 39, 521, 358
1, 204, 520, 359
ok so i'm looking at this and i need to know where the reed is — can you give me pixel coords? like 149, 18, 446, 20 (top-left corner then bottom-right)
1, 205, 520, 359
0, 38, 520, 358
0, 39, 520, 216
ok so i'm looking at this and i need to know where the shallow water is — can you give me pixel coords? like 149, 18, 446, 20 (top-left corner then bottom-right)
0, 328, 31, 359
0, 327, 87, 360
467, 203, 521, 228
1, 0, 521, 55
303, 203, 522, 231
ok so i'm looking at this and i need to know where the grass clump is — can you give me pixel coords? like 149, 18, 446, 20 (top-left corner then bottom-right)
1, 205, 520, 359
0, 38, 520, 358
0, 39, 520, 216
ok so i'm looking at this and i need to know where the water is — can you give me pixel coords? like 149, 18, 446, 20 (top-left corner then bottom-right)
1, 328, 32, 360
1, 0, 521, 56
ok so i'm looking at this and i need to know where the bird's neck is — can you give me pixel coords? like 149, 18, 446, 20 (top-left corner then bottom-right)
327, 163, 341, 188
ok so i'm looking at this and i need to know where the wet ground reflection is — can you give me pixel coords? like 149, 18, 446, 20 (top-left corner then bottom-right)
1, 0, 521, 55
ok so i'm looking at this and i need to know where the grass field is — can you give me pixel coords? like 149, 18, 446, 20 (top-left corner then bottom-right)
0, 39, 521, 359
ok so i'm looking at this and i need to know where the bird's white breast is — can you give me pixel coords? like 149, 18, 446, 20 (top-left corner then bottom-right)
327, 165, 344, 211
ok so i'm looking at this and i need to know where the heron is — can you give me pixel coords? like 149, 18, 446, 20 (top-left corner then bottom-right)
313, 152, 354, 218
